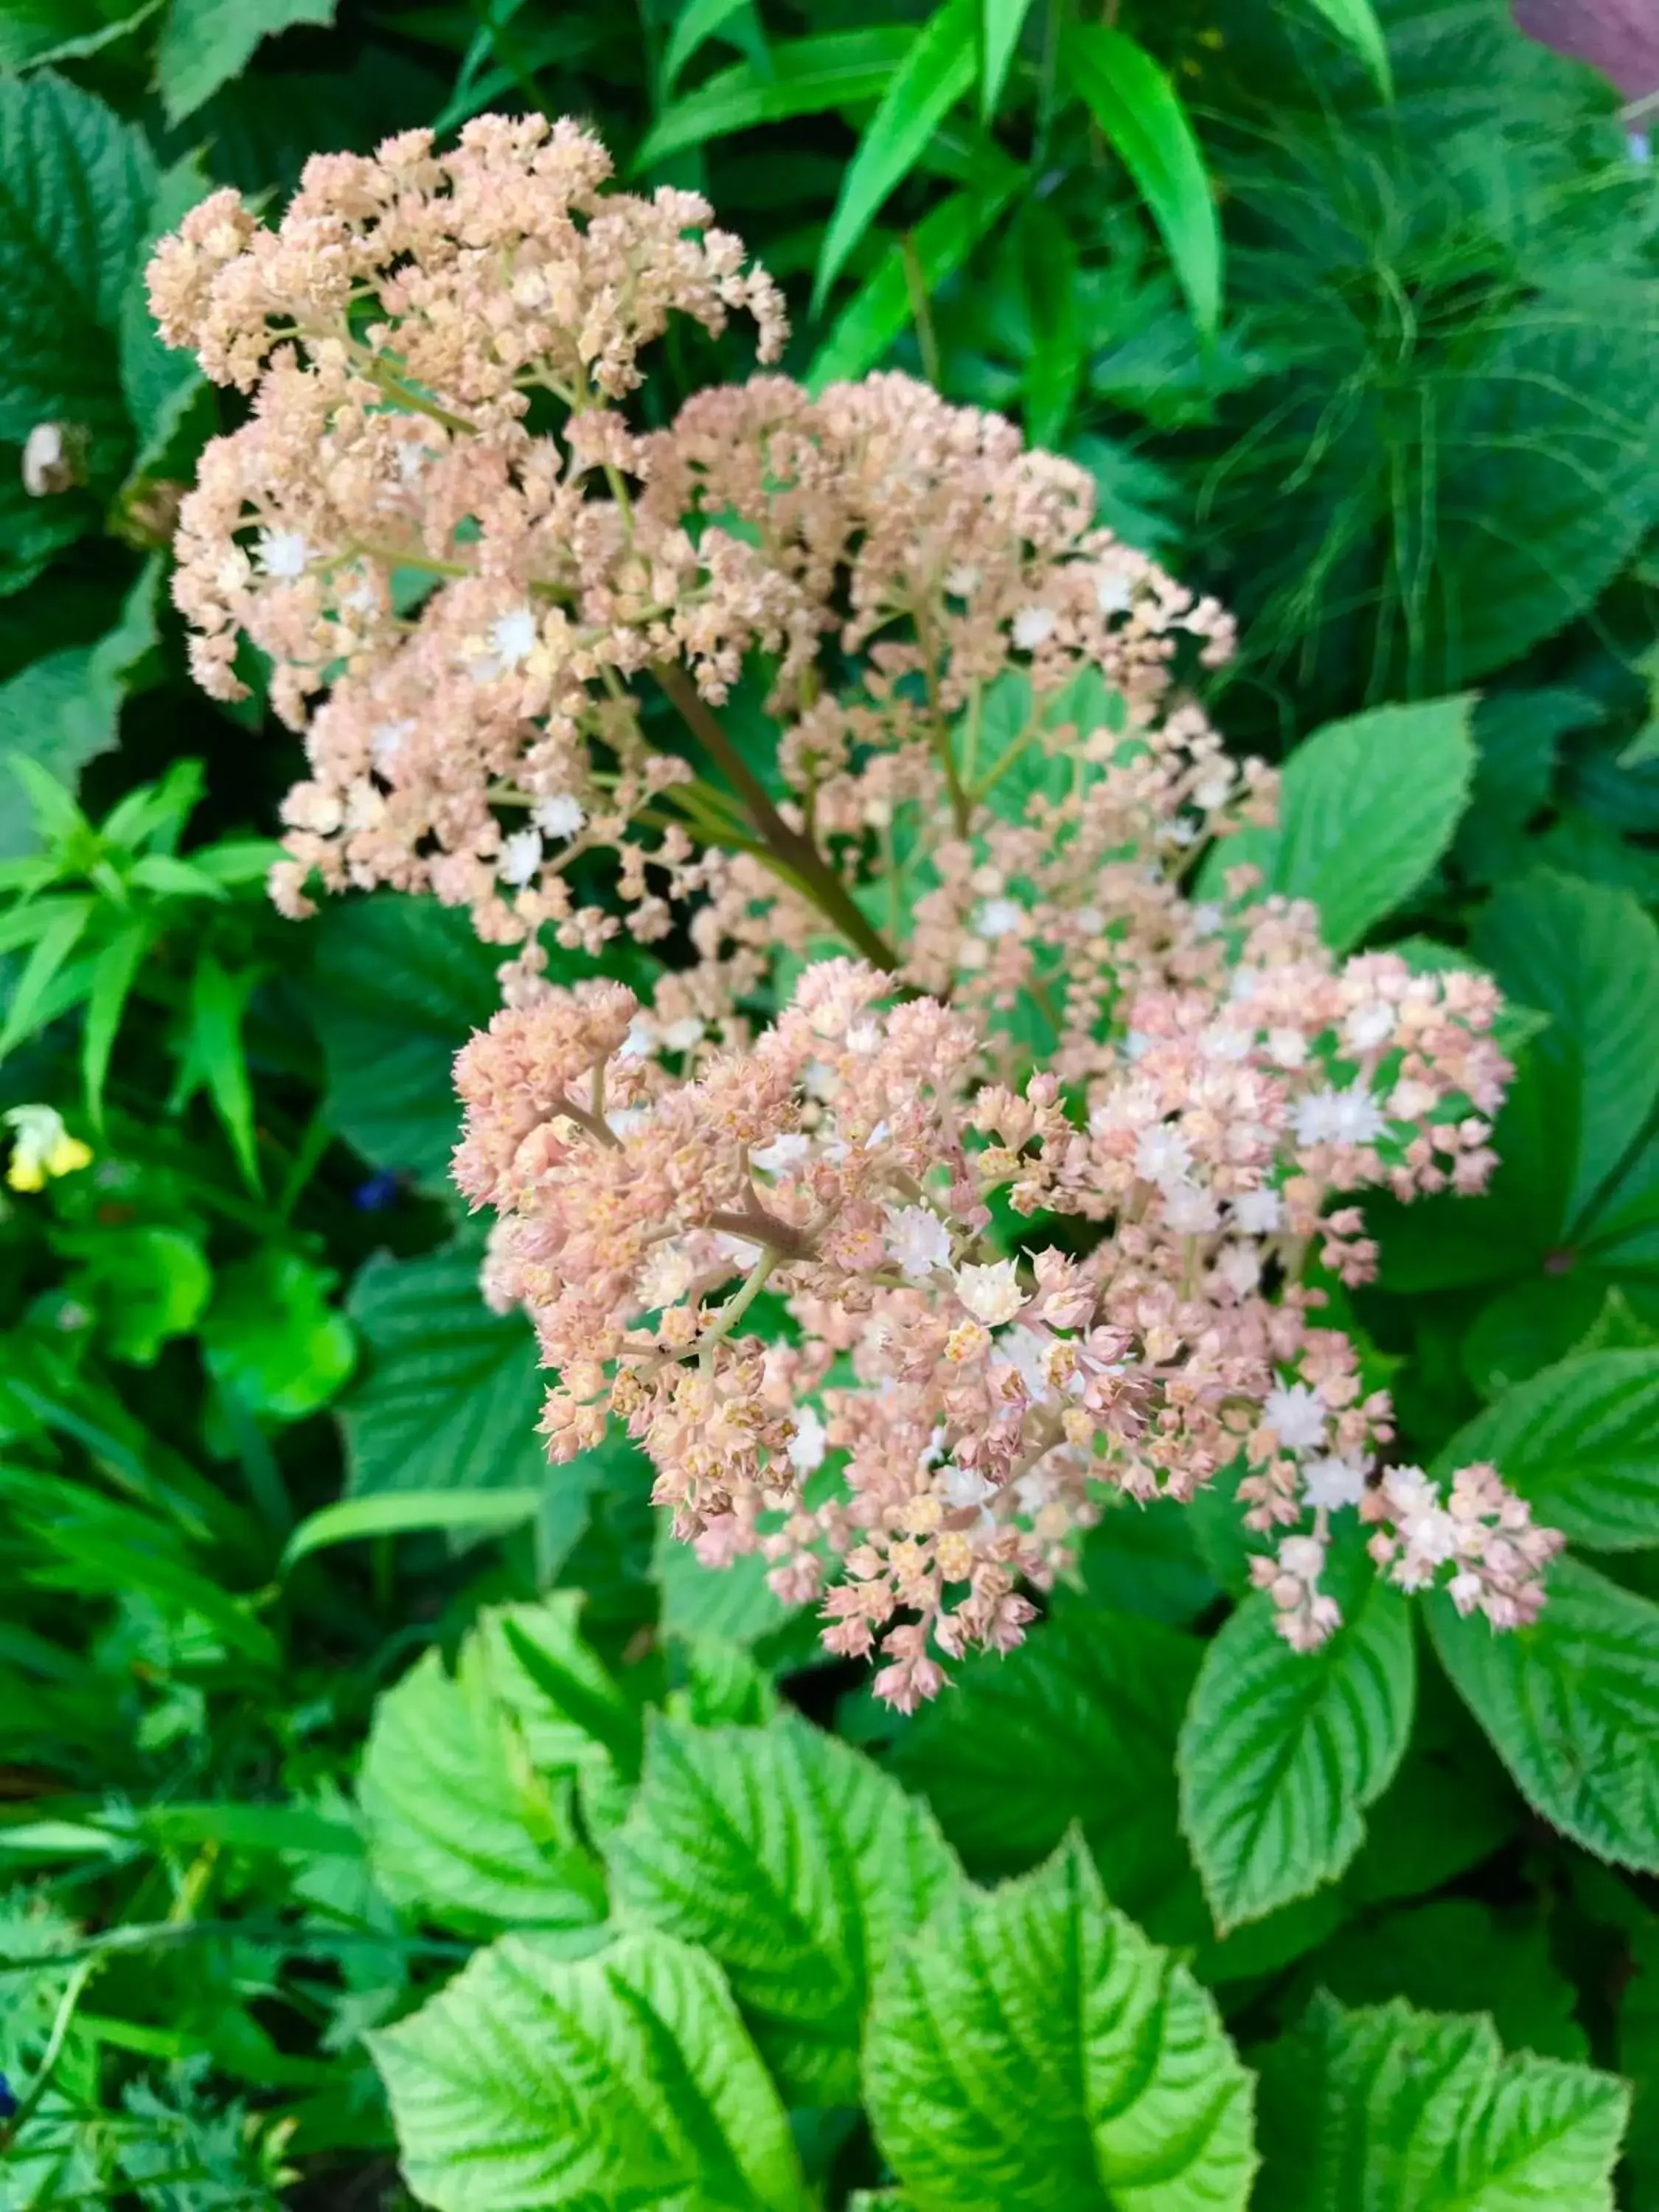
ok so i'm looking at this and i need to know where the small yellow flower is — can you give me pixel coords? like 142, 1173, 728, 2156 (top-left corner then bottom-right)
4, 1105, 93, 1192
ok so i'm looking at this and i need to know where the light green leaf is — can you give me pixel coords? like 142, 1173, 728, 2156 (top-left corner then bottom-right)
652, 1513, 790, 1646
636, 29, 914, 167
281, 1486, 544, 1572
1301, 0, 1393, 99
1473, 872, 1659, 1239
1178, 1571, 1415, 1932
81, 920, 151, 1128
340, 1237, 554, 1500
865, 1837, 1257, 2212
1270, 695, 1475, 950
1433, 1350, 1659, 1551
1255, 1992, 1627, 2210
0, 0, 159, 72
1429, 1557, 1659, 1874
154, 0, 338, 129
662, 0, 765, 91
606, 1713, 959, 2104
200, 1250, 355, 1422
1061, 24, 1220, 341
61, 1223, 211, 1364
812, 0, 977, 313
0, 895, 90, 1055
891, 1609, 1200, 1918
370, 1929, 807, 2212
359, 1638, 605, 1936
980, 0, 1035, 119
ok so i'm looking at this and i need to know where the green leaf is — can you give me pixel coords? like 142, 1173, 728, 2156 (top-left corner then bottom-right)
980, 0, 1034, 119
1301, 0, 1393, 99
1433, 1350, 1659, 1551
0, 0, 159, 72
636, 29, 914, 167
652, 1514, 790, 1647
606, 1713, 959, 2104
1270, 696, 1475, 951
1429, 1557, 1659, 1874
200, 1251, 355, 1423
864, 1837, 1257, 2212
60, 1223, 211, 1364
154, 0, 338, 129
1475, 871, 1659, 1237
340, 1237, 555, 1500
307, 898, 501, 1190
359, 1638, 605, 1936
118, 148, 210, 468
281, 1486, 543, 1571
812, 0, 977, 313
370, 1929, 807, 2212
0, 894, 90, 1055
662, 0, 766, 91
1178, 1571, 1415, 1933
81, 920, 151, 1128
0, 73, 156, 476
1254, 1993, 1627, 2211
891, 1608, 1200, 1916
1060, 25, 1221, 341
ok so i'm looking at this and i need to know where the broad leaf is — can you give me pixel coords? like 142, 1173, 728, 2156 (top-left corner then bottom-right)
891, 1608, 1200, 1921
1062, 25, 1220, 341
636, 30, 914, 167
812, 0, 977, 312
1473, 871, 1659, 1237
372, 1930, 807, 2212
1433, 1350, 1659, 1550
1178, 1571, 1415, 1931
864, 1838, 1256, 2212
341, 1238, 550, 1499
1255, 1993, 1627, 2211
200, 1251, 355, 1421
1272, 695, 1475, 950
359, 1635, 606, 1936
606, 1714, 959, 2104
155, 0, 338, 128
1428, 1557, 1659, 1874
652, 1515, 790, 1646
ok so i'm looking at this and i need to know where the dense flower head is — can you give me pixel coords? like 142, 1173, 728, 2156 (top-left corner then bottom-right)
156, 114, 1562, 1703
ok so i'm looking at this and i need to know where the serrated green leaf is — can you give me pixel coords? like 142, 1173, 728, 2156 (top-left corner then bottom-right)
1178, 1571, 1414, 1933
637, 29, 914, 167
891, 1608, 1200, 1917
980, 0, 1034, 119
606, 1713, 959, 2104
1254, 1992, 1627, 2210
359, 1638, 605, 1937
1061, 24, 1220, 341
812, 0, 976, 313
154, 0, 338, 129
1301, 0, 1393, 98
865, 1837, 1256, 2212
651, 1512, 790, 1646
1429, 1557, 1659, 1874
1270, 695, 1475, 950
1473, 871, 1659, 1237
1433, 1350, 1659, 1550
371, 1929, 807, 2212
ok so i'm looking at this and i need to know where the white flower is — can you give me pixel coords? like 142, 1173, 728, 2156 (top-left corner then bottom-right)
1228, 966, 1261, 1004
498, 829, 543, 886
787, 1405, 827, 1474
1200, 1023, 1253, 1062
5, 1105, 91, 1192
1302, 1454, 1368, 1511
974, 897, 1025, 941
945, 562, 981, 597
1343, 1003, 1396, 1054
939, 1465, 992, 1509
1134, 1124, 1192, 1189
1262, 1381, 1329, 1455
1192, 769, 1234, 811
638, 1243, 695, 1309
371, 719, 415, 768
1095, 570, 1133, 615
619, 1017, 655, 1061
661, 1015, 706, 1054
751, 1133, 812, 1175
488, 608, 538, 667
954, 1259, 1027, 1326
255, 528, 310, 578
1293, 1082, 1389, 1149
533, 793, 586, 839
1191, 902, 1225, 938
1213, 1244, 1262, 1298
1013, 605, 1057, 650
1164, 1183, 1221, 1234
885, 1204, 952, 1280
1232, 1186, 1284, 1235
607, 1107, 650, 1137
996, 1324, 1054, 1402
1074, 906, 1103, 933
1267, 1027, 1310, 1069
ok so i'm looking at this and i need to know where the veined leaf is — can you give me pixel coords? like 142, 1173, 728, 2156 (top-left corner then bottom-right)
1061, 24, 1220, 341
980, 0, 1035, 119
606, 1713, 959, 2104
636, 29, 914, 167
812, 0, 978, 313
865, 1837, 1256, 2212
1255, 1992, 1627, 2210
1302, 0, 1393, 100
1429, 1558, 1659, 1874
372, 1929, 807, 2212
1433, 1350, 1659, 1551
1178, 1573, 1415, 1931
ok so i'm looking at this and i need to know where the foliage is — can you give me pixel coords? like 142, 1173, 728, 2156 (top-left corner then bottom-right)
0, 1, 1658, 2208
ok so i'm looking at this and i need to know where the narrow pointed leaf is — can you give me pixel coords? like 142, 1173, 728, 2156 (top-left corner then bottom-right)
636, 29, 914, 167
980, 0, 1035, 119
82, 922, 151, 1127
1303, 0, 1394, 100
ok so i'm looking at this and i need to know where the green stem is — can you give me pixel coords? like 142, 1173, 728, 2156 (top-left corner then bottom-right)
2, 1956, 97, 2145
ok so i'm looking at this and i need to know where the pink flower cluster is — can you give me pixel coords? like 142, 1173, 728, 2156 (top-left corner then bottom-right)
153, 114, 1563, 1703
